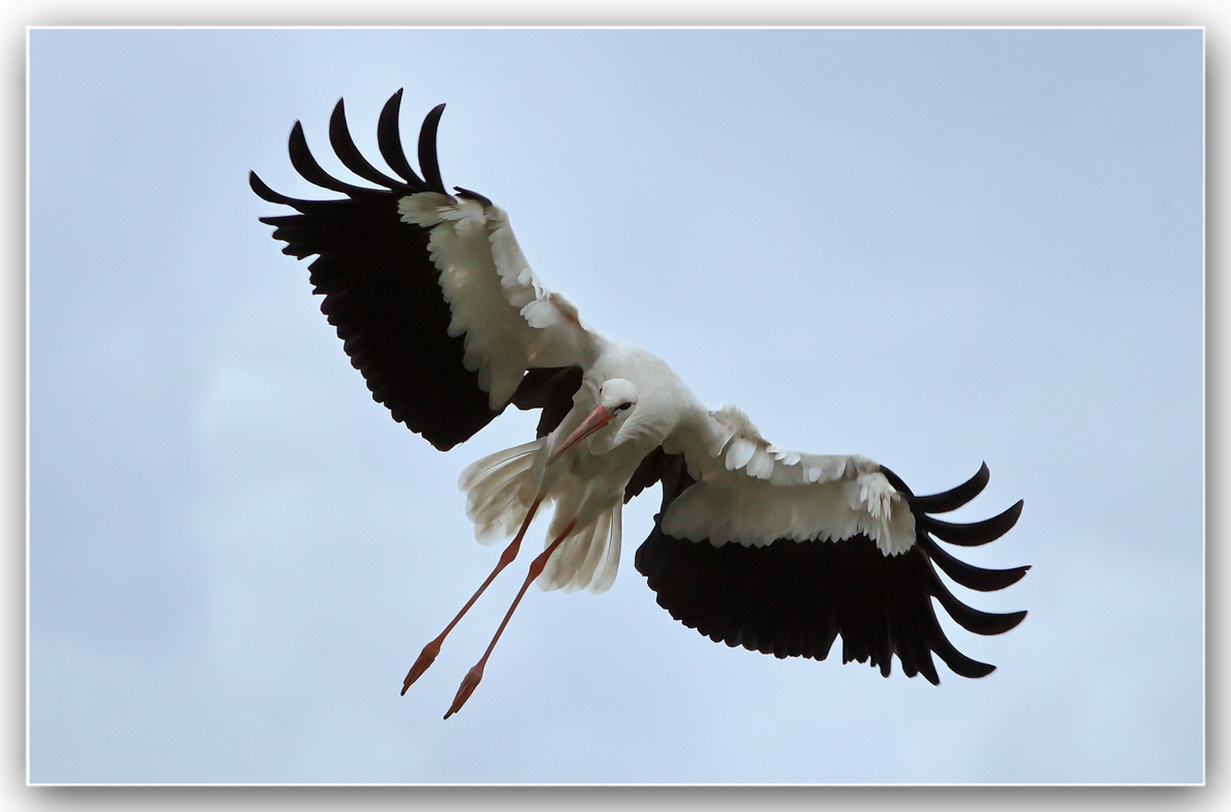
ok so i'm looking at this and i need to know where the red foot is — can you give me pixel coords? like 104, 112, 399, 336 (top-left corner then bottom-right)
443, 664, 485, 719
401, 639, 442, 695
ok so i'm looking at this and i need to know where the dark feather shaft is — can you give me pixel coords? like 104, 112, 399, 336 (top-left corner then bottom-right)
922, 500, 1024, 546
377, 89, 425, 186
417, 103, 448, 194
912, 462, 991, 513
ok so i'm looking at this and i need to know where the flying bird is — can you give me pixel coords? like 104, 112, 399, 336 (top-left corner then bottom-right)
251, 90, 1028, 719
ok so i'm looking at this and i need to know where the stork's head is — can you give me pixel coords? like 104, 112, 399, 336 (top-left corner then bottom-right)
598, 378, 639, 414
547, 378, 638, 463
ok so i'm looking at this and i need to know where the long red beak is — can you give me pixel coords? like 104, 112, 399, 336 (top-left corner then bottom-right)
547, 404, 614, 463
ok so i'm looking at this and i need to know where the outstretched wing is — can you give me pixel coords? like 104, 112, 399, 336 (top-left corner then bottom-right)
636, 408, 1028, 684
251, 90, 595, 450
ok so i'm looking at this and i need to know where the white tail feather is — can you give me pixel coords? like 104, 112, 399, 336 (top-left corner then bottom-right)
458, 440, 543, 544
538, 504, 622, 594
459, 438, 626, 591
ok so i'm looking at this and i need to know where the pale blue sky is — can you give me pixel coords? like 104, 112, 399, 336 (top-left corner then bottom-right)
29, 27, 1203, 784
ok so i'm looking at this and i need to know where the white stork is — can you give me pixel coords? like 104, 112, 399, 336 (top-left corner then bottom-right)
251, 90, 1028, 719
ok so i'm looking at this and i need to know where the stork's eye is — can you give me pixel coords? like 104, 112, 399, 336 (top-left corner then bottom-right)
615, 402, 633, 412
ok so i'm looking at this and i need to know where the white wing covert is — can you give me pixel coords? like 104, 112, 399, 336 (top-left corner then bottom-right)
399, 192, 596, 409
663, 404, 916, 555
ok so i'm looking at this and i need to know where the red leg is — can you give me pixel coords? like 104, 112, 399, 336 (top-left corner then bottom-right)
443, 519, 576, 719
400, 497, 544, 695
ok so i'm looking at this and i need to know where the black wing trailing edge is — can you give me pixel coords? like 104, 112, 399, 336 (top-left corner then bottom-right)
251, 90, 581, 451
634, 458, 1028, 684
